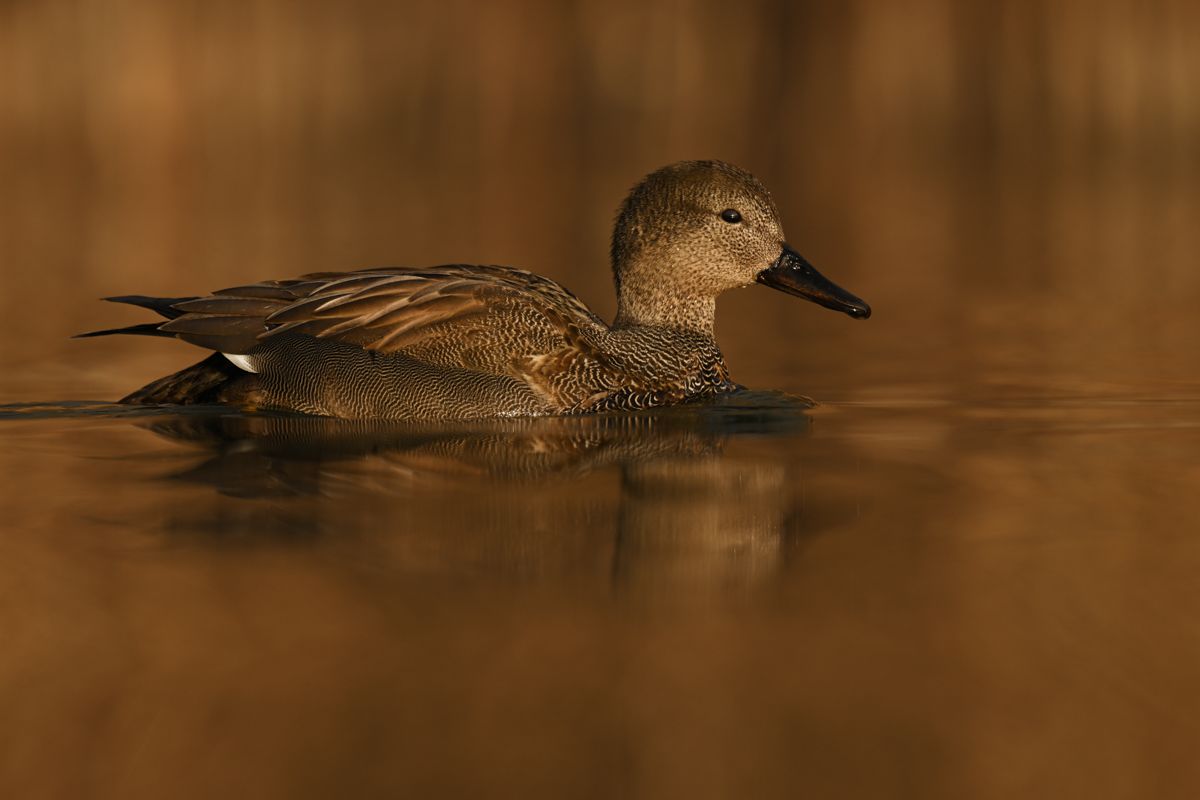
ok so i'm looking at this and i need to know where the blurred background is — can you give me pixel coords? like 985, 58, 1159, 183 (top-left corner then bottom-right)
3, 2, 1200, 799
2, 0, 1196, 401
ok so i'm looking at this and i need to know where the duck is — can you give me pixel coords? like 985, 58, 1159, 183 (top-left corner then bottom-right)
79, 160, 870, 419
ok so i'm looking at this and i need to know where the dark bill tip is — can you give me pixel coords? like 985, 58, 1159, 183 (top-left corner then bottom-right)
756, 244, 871, 320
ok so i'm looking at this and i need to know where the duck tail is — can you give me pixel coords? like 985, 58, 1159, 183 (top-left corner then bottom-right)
73, 296, 200, 339
103, 295, 197, 320
73, 322, 174, 339
120, 352, 247, 405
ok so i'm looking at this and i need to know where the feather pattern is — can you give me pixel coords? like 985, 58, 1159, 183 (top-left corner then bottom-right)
80, 264, 737, 416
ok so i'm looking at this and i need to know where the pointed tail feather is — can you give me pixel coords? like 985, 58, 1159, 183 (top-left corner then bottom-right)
73, 322, 174, 339
103, 295, 198, 320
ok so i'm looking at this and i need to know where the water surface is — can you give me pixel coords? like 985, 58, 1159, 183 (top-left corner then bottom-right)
4, 382, 1199, 798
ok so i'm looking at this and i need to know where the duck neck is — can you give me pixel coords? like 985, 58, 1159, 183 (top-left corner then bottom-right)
612, 270, 717, 337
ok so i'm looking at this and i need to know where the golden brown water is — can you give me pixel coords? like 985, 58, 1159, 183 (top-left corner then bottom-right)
3, 1, 1200, 797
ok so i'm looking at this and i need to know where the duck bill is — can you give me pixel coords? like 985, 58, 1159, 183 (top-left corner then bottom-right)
756, 244, 871, 319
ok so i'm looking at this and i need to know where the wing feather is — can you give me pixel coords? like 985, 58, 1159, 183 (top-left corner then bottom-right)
171, 297, 292, 317
128, 267, 609, 400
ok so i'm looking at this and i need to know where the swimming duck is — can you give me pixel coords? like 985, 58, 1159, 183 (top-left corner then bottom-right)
81, 160, 870, 419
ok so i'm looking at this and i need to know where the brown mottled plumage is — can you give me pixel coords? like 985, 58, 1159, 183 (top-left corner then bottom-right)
79, 160, 870, 419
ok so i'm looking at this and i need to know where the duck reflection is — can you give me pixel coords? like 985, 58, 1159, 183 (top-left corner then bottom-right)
135, 392, 839, 591
613, 458, 793, 592
141, 391, 810, 492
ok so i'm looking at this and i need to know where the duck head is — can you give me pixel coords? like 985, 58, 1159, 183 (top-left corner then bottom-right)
611, 160, 870, 331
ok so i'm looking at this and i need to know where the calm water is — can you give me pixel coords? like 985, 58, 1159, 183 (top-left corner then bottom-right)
4, 379, 1200, 798
4, 0, 1200, 796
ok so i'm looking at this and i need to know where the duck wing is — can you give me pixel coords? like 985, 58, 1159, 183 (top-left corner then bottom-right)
156, 264, 609, 377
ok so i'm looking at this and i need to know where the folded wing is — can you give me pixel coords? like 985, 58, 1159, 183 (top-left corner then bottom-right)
154, 266, 610, 395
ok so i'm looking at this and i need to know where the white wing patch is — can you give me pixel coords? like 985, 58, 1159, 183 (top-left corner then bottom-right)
222, 353, 259, 373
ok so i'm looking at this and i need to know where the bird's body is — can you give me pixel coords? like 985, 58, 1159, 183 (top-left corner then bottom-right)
82, 161, 869, 419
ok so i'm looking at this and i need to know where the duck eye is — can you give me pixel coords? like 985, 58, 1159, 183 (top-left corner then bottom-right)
719, 209, 742, 224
